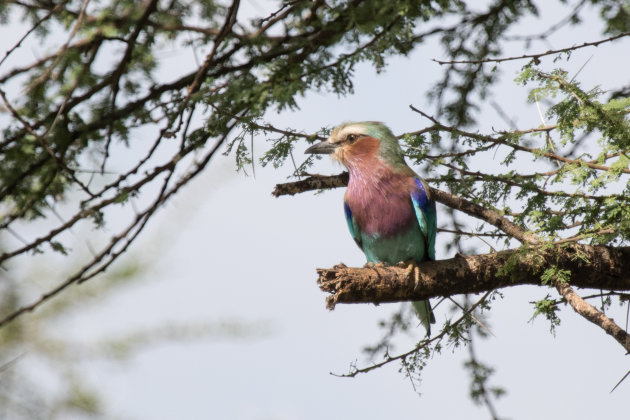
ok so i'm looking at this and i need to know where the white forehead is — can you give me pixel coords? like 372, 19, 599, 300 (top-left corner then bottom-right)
330, 124, 368, 143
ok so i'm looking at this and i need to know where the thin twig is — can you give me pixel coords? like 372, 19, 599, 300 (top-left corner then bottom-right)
409, 104, 630, 175
610, 369, 630, 393
448, 297, 495, 337
332, 292, 493, 377
432, 31, 630, 65
0, 1, 69, 69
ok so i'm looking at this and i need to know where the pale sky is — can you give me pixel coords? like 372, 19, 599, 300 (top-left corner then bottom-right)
1, 1, 629, 419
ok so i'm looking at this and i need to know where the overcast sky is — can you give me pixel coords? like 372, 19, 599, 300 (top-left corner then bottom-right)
1, 1, 629, 419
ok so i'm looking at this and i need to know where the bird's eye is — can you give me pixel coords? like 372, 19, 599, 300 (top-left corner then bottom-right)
347, 134, 358, 143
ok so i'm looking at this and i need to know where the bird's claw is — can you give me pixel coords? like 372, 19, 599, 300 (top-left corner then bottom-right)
403, 260, 422, 291
364, 262, 385, 269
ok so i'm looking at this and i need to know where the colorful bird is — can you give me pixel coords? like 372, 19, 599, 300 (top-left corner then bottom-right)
305, 121, 436, 335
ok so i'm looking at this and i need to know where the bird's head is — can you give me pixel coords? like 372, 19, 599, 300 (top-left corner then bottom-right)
305, 121, 405, 168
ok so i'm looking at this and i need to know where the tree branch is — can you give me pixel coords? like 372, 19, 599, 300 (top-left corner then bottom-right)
316, 245, 630, 309
555, 282, 630, 353
408, 105, 630, 175
432, 31, 630, 65
272, 172, 349, 197
274, 173, 630, 355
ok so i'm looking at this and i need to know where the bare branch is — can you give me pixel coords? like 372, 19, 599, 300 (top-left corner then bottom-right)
185, 0, 240, 99
556, 282, 630, 353
272, 172, 348, 197
409, 105, 630, 175
0, 1, 68, 70
432, 31, 630, 65
316, 245, 630, 310
504, 0, 587, 42
335, 292, 493, 376
0, 124, 235, 328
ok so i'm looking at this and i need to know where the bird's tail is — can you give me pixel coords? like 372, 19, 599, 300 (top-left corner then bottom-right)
412, 300, 435, 336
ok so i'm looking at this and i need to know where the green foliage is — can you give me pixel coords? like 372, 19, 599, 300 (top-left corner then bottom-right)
1, 0, 630, 413
64, 385, 102, 416
2, 0, 627, 269
595, 0, 630, 33
4, 0, 471, 288
540, 266, 571, 286
50, 241, 69, 255
531, 295, 562, 335
464, 355, 506, 407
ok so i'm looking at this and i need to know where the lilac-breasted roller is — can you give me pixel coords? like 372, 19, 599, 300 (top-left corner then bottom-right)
306, 121, 436, 334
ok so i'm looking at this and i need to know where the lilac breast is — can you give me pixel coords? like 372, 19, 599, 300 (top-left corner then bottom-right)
345, 167, 415, 237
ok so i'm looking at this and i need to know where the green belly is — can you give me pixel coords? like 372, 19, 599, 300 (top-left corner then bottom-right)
360, 225, 427, 264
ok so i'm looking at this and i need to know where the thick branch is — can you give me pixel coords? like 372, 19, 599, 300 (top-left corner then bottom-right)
275, 174, 630, 354
317, 245, 630, 309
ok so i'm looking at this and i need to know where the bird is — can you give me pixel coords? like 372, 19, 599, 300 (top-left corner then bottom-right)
305, 121, 436, 335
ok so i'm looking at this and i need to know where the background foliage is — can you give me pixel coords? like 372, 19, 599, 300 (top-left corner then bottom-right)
0, 0, 629, 418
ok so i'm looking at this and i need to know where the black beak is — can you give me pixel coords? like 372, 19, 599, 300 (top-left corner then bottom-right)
305, 140, 338, 155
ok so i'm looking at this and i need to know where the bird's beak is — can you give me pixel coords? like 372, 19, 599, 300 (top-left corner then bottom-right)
305, 140, 339, 155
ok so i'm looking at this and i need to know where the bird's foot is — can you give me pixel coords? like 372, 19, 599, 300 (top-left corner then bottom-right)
364, 262, 385, 280
363, 262, 385, 269
403, 260, 422, 291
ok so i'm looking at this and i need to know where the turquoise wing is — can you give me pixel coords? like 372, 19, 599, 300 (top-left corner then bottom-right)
410, 178, 437, 261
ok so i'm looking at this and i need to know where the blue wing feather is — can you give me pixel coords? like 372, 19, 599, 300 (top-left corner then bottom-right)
344, 201, 362, 248
410, 178, 437, 260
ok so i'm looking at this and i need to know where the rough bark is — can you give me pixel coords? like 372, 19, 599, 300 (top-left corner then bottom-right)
272, 172, 349, 197
317, 245, 630, 309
